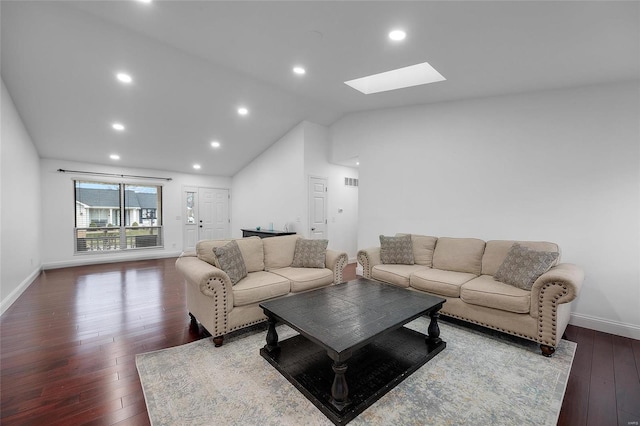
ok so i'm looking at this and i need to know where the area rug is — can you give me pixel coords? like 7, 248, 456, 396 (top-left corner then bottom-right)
136, 317, 575, 426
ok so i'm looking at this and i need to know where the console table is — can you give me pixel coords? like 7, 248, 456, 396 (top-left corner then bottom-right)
241, 229, 296, 238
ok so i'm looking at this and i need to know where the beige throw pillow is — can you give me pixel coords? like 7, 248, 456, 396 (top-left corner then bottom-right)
291, 239, 328, 268
380, 234, 415, 265
213, 240, 247, 285
494, 243, 559, 290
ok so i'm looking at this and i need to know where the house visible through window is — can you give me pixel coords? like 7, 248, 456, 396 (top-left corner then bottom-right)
74, 180, 163, 252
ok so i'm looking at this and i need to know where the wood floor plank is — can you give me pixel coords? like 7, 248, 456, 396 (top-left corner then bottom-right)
558, 325, 594, 426
586, 331, 617, 426
612, 335, 640, 418
633, 338, 640, 378
0, 258, 629, 426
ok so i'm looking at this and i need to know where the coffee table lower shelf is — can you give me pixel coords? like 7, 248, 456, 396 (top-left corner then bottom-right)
260, 325, 446, 425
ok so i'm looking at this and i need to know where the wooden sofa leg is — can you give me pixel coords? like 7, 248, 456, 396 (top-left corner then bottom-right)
540, 344, 555, 357
188, 313, 198, 328
213, 336, 224, 347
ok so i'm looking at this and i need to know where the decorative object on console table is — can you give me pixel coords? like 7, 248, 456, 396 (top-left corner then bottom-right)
241, 228, 296, 238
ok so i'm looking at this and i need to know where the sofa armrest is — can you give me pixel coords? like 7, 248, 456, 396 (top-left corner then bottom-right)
531, 263, 584, 311
530, 263, 585, 348
175, 256, 234, 337
326, 249, 348, 284
179, 250, 197, 258
357, 247, 381, 278
176, 256, 233, 298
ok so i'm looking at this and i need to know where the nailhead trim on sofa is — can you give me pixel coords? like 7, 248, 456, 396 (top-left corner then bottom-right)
205, 277, 228, 337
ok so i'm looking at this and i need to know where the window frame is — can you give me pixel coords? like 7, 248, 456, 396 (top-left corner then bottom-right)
74, 179, 164, 254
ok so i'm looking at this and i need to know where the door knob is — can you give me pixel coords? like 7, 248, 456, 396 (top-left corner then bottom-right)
311, 227, 316, 231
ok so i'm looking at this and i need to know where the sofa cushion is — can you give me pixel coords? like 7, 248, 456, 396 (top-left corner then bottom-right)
213, 240, 247, 285
371, 264, 428, 288
291, 239, 328, 268
460, 275, 531, 314
410, 269, 477, 298
232, 271, 290, 307
397, 234, 438, 267
196, 238, 264, 272
263, 235, 299, 271
270, 267, 333, 293
432, 237, 485, 275
482, 240, 560, 276
380, 235, 414, 264
494, 243, 559, 290
196, 239, 230, 267
236, 236, 265, 273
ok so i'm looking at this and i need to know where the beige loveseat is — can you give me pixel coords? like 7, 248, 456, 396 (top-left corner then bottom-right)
357, 234, 584, 356
176, 235, 348, 346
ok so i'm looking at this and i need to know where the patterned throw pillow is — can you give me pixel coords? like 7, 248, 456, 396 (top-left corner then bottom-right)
291, 239, 328, 268
380, 234, 415, 265
494, 243, 559, 290
213, 240, 247, 285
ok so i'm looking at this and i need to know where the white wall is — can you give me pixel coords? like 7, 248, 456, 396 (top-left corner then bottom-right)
231, 122, 306, 237
303, 122, 359, 260
1, 78, 42, 314
331, 81, 640, 338
231, 121, 359, 259
40, 158, 231, 269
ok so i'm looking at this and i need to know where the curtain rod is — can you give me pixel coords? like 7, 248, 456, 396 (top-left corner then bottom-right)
57, 169, 172, 181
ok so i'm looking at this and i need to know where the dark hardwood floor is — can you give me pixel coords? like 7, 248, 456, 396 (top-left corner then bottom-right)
1, 258, 638, 425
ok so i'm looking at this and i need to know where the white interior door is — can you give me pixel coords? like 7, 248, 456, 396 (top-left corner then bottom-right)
309, 176, 327, 239
183, 187, 229, 251
199, 188, 229, 240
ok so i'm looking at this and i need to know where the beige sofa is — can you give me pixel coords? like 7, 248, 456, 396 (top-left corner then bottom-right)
176, 235, 348, 346
357, 234, 584, 356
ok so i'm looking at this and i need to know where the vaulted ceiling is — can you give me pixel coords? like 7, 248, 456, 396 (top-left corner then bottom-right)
2, 1, 638, 176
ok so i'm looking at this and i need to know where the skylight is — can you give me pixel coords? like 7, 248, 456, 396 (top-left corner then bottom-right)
344, 62, 445, 95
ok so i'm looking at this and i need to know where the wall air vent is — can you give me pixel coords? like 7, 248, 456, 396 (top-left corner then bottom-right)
344, 177, 359, 187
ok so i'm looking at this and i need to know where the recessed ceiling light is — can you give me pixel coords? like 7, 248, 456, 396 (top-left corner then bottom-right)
344, 61, 445, 94
237, 107, 249, 116
137, 0, 152, 4
389, 30, 406, 41
116, 72, 132, 84
293, 66, 306, 75
210, 141, 221, 148
193, 164, 201, 170
356, 161, 360, 166
110, 154, 120, 160
112, 122, 125, 131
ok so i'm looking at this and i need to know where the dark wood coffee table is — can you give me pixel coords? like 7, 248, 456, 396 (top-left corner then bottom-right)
259, 278, 446, 425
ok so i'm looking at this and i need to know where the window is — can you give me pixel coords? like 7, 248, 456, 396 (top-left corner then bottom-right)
74, 180, 163, 252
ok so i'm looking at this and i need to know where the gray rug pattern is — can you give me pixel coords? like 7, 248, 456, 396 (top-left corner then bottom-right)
136, 318, 575, 426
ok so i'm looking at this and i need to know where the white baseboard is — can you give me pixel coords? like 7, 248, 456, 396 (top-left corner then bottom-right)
570, 312, 640, 340
1, 266, 41, 316
356, 264, 364, 276
42, 250, 183, 270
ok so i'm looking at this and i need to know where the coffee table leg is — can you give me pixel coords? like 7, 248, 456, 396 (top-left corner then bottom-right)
330, 361, 349, 411
426, 309, 443, 348
264, 315, 279, 353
